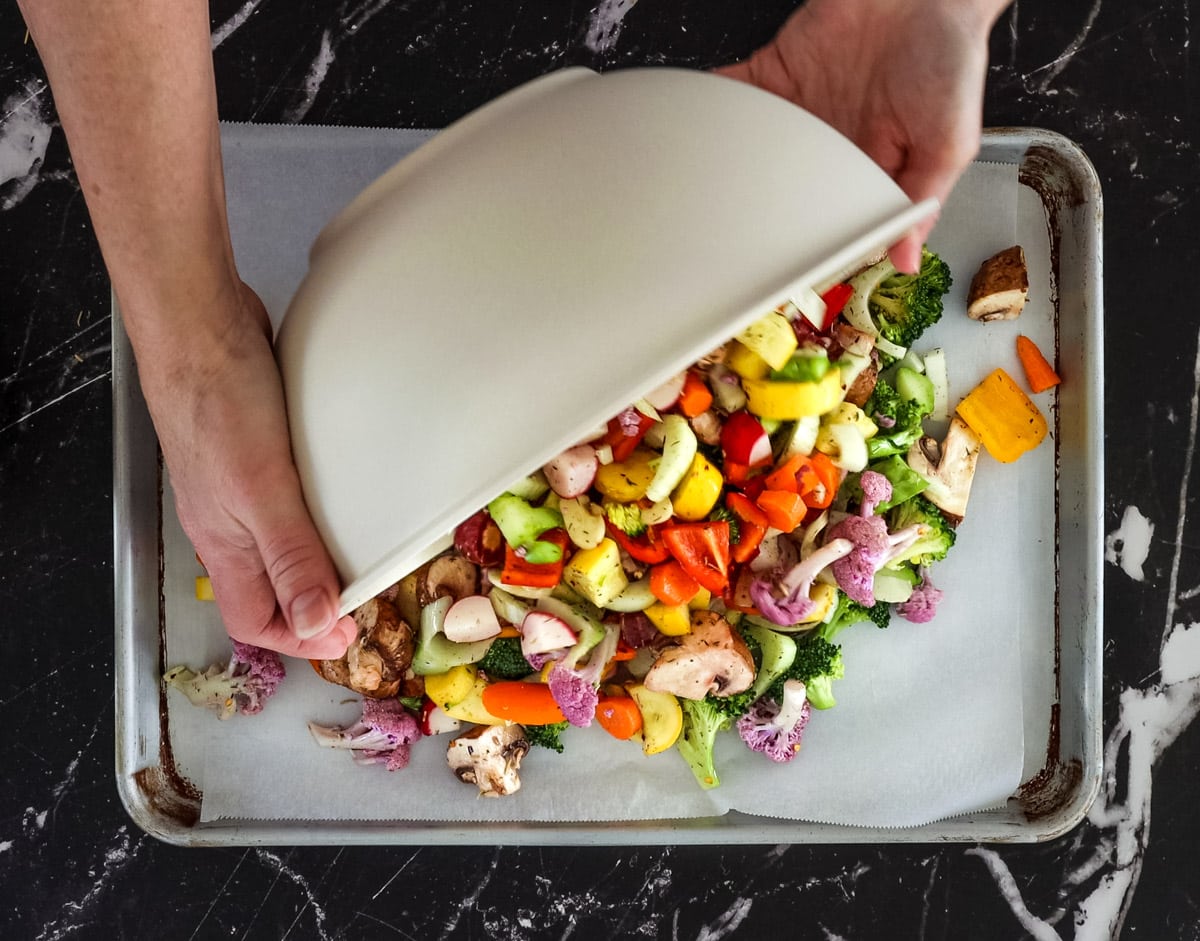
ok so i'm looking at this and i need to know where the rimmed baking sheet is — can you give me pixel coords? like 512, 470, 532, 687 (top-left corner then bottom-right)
113, 125, 1103, 845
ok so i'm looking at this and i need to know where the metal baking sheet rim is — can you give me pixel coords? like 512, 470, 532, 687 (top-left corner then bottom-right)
112, 127, 1104, 846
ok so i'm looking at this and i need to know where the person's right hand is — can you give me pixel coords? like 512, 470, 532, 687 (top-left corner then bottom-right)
717, 0, 1010, 273
136, 280, 357, 660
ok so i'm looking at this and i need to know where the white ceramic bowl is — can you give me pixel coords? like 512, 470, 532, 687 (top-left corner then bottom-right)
275, 66, 936, 614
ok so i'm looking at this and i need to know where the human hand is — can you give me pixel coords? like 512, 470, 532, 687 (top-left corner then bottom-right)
137, 281, 357, 660
717, 0, 1009, 272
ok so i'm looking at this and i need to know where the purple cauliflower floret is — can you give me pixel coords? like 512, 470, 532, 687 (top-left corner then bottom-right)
827, 471, 924, 606
163, 641, 286, 720
228, 641, 286, 715
546, 623, 621, 727
308, 698, 423, 772
857, 469, 892, 517
736, 679, 812, 763
749, 538, 854, 626
896, 570, 945, 623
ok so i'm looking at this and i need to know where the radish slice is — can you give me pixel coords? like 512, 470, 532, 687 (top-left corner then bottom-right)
520, 611, 578, 656
644, 372, 686, 410
721, 410, 772, 466
542, 444, 598, 498
924, 348, 949, 420
442, 595, 503, 643
420, 700, 463, 736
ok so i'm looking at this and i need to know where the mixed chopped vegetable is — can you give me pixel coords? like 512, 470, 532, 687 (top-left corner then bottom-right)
169, 243, 1060, 797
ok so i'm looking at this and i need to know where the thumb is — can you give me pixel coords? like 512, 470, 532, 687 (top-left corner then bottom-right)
249, 481, 352, 643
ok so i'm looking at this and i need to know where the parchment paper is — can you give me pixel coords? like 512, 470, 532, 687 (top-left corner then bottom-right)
161, 125, 1046, 828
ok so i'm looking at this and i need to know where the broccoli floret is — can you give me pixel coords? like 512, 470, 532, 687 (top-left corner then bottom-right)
864, 377, 927, 460
163, 640, 286, 720
307, 698, 423, 771
870, 249, 953, 351
477, 636, 535, 680
820, 591, 891, 642
604, 502, 647, 537
886, 494, 956, 568
523, 720, 569, 753
676, 697, 733, 789
765, 635, 844, 707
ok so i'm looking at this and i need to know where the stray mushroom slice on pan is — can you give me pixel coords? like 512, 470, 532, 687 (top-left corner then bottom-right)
642, 610, 755, 701
446, 723, 530, 797
905, 416, 984, 526
967, 245, 1029, 322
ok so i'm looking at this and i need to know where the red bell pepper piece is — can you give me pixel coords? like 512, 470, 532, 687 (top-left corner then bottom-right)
725, 491, 768, 563
596, 410, 656, 463
660, 521, 732, 594
500, 528, 570, 588
820, 282, 855, 332
606, 521, 671, 564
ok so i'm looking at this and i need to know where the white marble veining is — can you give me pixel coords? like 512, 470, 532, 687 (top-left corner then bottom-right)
584, 0, 640, 55
0, 78, 53, 210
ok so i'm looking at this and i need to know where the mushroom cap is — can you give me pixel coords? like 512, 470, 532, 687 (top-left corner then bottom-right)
642, 610, 756, 701
315, 596, 415, 699
446, 723, 530, 797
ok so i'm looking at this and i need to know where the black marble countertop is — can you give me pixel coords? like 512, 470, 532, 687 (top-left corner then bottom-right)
2, 1, 1195, 937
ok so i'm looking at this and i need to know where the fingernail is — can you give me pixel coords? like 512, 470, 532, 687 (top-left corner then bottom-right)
290, 587, 334, 639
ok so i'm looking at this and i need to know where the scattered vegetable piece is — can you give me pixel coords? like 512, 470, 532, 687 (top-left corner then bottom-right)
967, 245, 1028, 322
595, 695, 644, 740
1015, 334, 1062, 393
956, 367, 1048, 463
481, 680, 569, 725
307, 698, 422, 772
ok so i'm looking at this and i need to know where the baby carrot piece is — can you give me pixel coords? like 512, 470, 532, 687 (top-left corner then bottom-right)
755, 489, 807, 533
595, 695, 644, 740
677, 370, 714, 417
649, 559, 701, 606
1015, 335, 1062, 393
480, 681, 568, 725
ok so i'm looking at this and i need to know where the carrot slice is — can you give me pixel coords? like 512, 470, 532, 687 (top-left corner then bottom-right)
1015, 335, 1062, 393
480, 681, 568, 725
595, 695, 644, 740
755, 489, 807, 533
649, 559, 701, 606
677, 370, 714, 417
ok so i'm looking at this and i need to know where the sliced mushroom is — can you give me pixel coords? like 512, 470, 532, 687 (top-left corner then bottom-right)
314, 597, 414, 699
967, 245, 1028, 322
843, 352, 879, 407
642, 610, 756, 701
417, 552, 479, 608
391, 551, 480, 629
830, 320, 876, 359
689, 409, 723, 447
905, 416, 983, 525
446, 723, 530, 797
